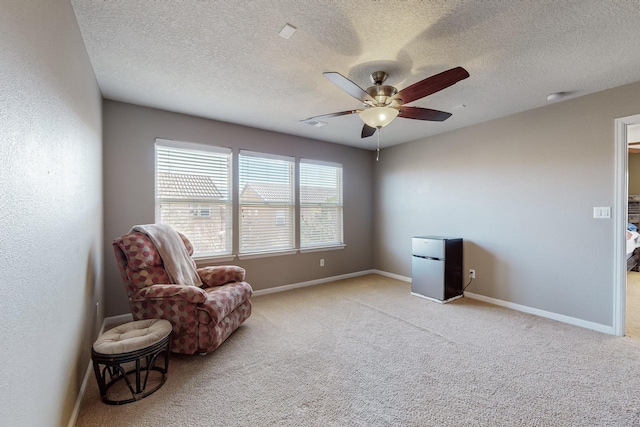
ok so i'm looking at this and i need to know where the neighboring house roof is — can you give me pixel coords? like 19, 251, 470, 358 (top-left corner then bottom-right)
301, 186, 340, 204
157, 172, 223, 199
241, 182, 339, 203
241, 182, 291, 202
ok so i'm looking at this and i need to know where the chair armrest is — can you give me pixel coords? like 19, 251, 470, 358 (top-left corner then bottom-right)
197, 266, 246, 287
131, 284, 207, 303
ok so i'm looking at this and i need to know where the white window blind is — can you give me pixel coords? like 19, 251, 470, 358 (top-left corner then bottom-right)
239, 150, 294, 254
155, 139, 232, 256
300, 159, 343, 248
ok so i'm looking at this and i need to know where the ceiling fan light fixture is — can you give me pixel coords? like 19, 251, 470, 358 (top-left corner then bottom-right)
359, 106, 399, 128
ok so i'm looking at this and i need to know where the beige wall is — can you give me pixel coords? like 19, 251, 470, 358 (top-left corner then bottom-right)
374, 81, 640, 327
103, 100, 374, 316
0, 1, 103, 426
629, 153, 640, 195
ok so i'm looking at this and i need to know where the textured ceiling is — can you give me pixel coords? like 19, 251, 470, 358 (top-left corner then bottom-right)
71, 0, 640, 150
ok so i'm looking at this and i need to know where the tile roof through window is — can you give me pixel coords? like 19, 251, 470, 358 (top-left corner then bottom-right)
241, 182, 339, 203
157, 174, 338, 203
157, 172, 224, 199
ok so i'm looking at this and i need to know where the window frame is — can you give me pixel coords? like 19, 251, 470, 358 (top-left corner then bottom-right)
237, 150, 296, 257
154, 141, 346, 260
154, 138, 233, 259
299, 158, 345, 251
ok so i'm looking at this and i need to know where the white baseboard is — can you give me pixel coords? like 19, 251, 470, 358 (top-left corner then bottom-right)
252, 270, 377, 296
67, 312, 134, 427
67, 358, 94, 427
103, 313, 134, 327
371, 269, 411, 283
103, 278, 611, 335
464, 291, 614, 335
370, 270, 614, 335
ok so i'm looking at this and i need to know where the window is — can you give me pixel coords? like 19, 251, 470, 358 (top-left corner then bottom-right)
239, 151, 294, 254
155, 141, 343, 258
300, 159, 343, 249
155, 139, 232, 256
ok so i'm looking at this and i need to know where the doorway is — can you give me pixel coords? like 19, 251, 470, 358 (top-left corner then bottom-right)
626, 124, 640, 337
614, 115, 640, 336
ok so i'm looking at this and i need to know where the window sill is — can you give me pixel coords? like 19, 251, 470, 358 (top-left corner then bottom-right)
300, 244, 346, 254
238, 249, 298, 260
193, 254, 236, 266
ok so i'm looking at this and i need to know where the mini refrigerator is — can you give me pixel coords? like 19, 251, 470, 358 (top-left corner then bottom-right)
411, 236, 463, 303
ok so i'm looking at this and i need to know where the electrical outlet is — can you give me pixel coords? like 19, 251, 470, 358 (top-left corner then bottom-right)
469, 269, 476, 279
320, 259, 325, 267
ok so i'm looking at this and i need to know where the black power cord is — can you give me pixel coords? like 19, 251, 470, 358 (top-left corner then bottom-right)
463, 277, 474, 291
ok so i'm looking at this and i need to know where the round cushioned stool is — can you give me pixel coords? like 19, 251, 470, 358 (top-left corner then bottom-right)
91, 319, 172, 405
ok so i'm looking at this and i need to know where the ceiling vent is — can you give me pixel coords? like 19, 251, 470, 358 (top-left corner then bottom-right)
279, 24, 297, 39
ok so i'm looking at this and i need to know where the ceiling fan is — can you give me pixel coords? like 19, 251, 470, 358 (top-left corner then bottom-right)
302, 66, 470, 138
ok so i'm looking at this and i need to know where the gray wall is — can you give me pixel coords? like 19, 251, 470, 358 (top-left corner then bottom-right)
103, 100, 374, 316
0, 1, 103, 426
374, 81, 640, 327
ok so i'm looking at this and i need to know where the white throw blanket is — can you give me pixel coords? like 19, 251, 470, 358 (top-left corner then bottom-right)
130, 224, 202, 287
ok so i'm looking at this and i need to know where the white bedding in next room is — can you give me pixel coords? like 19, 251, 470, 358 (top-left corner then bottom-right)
627, 230, 640, 259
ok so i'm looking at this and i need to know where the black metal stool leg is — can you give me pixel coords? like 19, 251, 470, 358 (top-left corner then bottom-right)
91, 333, 171, 405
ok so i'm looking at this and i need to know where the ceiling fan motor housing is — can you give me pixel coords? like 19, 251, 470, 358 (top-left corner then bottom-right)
366, 85, 398, 107
366, 71, 399, 106
369, 71, 388, 85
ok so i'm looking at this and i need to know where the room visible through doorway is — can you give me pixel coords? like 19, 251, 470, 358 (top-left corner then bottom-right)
626, 123, 640, 338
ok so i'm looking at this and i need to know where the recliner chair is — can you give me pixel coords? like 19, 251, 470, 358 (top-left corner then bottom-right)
113, 231, 252, 354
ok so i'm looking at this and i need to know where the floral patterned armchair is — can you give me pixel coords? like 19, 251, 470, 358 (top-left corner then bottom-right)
113, 231, 252, 354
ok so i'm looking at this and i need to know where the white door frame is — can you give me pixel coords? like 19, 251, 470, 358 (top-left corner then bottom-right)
614, 114, 640, 336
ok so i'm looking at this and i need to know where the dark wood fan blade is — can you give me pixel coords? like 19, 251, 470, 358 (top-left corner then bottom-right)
361, 124, 377, 138
395, 67, 469, 105
323, 72, 375, 103
399, 106, 452, 122
300, 110, 358, 122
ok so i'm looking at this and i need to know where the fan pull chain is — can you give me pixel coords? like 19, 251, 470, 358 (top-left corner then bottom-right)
376, 127, 381, 161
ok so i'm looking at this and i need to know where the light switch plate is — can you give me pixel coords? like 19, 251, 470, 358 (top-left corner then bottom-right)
593, 207, 611, 218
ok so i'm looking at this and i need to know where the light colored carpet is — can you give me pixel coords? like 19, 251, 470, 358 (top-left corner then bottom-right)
76, 274, 640, 426
627, 271, 640, 339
